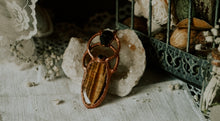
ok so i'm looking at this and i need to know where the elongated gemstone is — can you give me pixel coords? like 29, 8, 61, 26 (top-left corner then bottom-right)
82, 61, 107, 104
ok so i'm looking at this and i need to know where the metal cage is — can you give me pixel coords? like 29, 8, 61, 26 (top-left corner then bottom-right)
115, 0, 220, 88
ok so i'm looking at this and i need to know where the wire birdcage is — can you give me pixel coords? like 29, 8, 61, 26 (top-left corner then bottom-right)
115, 0, 219, 88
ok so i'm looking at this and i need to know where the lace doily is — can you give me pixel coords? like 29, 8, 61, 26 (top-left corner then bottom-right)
0, 0, 37, 44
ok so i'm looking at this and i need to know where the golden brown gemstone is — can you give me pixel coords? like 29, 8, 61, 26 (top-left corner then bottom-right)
82, 61, 107, 104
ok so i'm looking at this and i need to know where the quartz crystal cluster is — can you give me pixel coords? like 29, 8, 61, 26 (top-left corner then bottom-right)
62, 29, 146, 96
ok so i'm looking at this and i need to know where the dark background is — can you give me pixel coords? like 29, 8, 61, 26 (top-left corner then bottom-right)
38, 0, 117, 25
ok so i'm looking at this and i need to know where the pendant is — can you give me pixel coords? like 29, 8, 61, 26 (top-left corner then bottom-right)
81, 30, 120, 108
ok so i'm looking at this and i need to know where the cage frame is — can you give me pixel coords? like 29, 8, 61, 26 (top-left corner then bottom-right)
115, 0, 220, 88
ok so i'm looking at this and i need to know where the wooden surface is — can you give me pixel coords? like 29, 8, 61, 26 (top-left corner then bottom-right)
0, 62, 206, 121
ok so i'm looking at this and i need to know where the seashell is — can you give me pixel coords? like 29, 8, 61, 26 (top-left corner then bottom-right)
177, 18, 213, 30
170, 28, 197, 50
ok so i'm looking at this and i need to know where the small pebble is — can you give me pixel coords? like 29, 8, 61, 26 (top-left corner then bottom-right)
202, 31, 211, 37
194, 95, 199, 102
215, 37, 220, 44
215, 25, 219, 29
195, 44, 202, 51
55, 72, 60, 77
205, 36, 213, 43
51, 53, 56, 58
52, 66, 59, 72
168, 84, 174, 91
27, 82, 38, 87
53, 99, 65, 105
211, 28, 218, 36
49, 61, 54, 66
174, 84, 181, 90
48, 70, 53, 75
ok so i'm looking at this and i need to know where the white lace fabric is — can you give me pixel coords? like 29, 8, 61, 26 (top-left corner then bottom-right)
0, 0, 37, 43
0, 0, 38, 63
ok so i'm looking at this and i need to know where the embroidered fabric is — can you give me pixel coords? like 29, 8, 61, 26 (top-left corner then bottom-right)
0, 0, 38, 62
0, 0, 37, 42
133, 0, 176, 26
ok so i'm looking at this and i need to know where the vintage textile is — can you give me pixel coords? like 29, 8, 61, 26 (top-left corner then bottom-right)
81, 30, 120, 108
201, 49, 220, 111
0, 0, 38, 42
0, 0, 54, 65
0, 0, 37, 63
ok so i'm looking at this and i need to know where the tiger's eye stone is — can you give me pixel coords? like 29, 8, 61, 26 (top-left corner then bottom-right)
100, 30, 114, 47
82, 61, 107, 104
